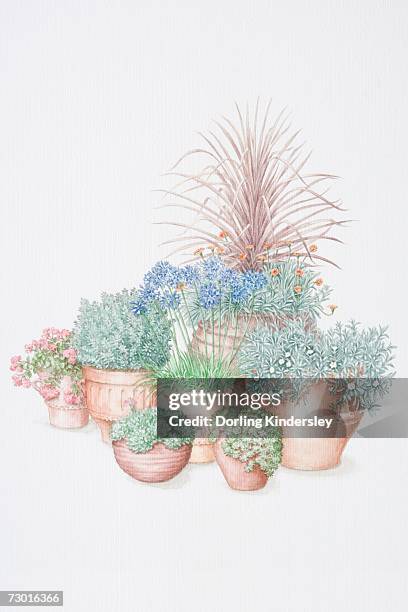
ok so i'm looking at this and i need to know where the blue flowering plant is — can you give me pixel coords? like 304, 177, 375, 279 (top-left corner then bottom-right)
131, 257, 263, 363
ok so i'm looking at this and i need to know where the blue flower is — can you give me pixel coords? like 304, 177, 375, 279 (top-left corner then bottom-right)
158, 290, 181, 310
230, 281, 251, 305
201, 257, 226, 281
144, 261, 181, 290
199, 284, 221, 309
243, 271, 268, 291
179, 265, 200, 285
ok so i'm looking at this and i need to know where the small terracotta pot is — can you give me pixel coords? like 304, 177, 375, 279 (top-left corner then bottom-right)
214, 439, 268, 491
83, 366, 154, 443
112, 440, 192, 483
189, 438, 215, 463
46, 400, 89, 429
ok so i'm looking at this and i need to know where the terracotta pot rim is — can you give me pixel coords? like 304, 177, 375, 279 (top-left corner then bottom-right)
112, 439, 192, 454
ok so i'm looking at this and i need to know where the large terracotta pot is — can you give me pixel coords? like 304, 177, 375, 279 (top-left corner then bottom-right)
275, 384, 363, 470
112, 439, 192, 483
82, 366, 154, 443
46, 400, 89, 429
191, 313, 314, 362
214, 439, 268, 491
189, 438, 215, 463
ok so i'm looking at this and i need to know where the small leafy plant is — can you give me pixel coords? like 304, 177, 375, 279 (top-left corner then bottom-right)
10, 328, 83, 405
111, 407, 193, 453
73, 290, 171, 370
221, 436, 282, 477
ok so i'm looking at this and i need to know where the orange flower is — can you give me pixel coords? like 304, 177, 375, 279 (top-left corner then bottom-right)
309, 244, 318, 253
292, 252, 303, 258
216, 247, 225, 255
263, 241, 272, 250
194, 248, 204, 256
314, 278, 323, 286
239, 252, 248, 261
245, 244, 254, 250
294, 285, 302, 294
295, 268, 304, 277
270, 268, 280, 277
219, 230, 229, 239
176, 283, 186, 292
257, 255, 267, 262
329, 304, 338, 313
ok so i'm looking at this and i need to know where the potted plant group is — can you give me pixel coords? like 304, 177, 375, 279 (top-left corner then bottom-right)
111, 406, 193, 482
73, 290, 171, 442
10, 328, 88, 429
239, 320, 395, 470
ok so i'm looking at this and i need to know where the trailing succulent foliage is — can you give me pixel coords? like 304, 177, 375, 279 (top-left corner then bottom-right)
73, 290, 171, 370
221, 435, 282, 478
111, 408, 193, 453
239, 320, 395, 411
132, 256, 333, 326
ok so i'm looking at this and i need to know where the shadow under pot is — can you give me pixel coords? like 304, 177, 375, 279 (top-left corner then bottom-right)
112, 440, 192, 483
274, 382, 363, 471
82, 366, 154, 443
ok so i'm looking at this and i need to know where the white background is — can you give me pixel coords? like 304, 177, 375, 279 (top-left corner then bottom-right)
1, 1, 407, 611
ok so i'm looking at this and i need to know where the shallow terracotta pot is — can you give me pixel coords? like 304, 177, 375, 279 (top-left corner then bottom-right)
112, 440, 192, 483
83, 366, 154, 442
46, 400, 89, 429
214, 439, 268, 491
281, 411, 363, 471
189, 438, 215, 463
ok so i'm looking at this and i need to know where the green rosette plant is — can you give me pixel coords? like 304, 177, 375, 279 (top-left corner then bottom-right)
73, 289, 171, 370
111, 407, 193, 453
221, 436, 282, 478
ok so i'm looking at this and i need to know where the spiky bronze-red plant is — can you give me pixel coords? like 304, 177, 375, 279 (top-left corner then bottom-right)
158, 102, 348, 270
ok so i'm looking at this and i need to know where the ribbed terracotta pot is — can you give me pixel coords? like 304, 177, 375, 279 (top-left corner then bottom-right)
281, 410, 363, 471
112, 439, 192, 483
214, 439, 268, 491
191, 313, 314, 362
82, 366, 154, 443
189, 438, 215, 463
46, 400, 89, 429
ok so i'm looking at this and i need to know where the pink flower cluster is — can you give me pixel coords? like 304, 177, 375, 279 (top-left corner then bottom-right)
62, 348, 77, 365
39, 385, 59, 401
24, 328, 71, 353
10, 355, 23, 372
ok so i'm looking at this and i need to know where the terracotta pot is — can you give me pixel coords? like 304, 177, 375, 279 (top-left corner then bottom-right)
189, 438, 215, 463
214, 439, 268, 491
280, 407, 363, 471
83, 366, 154, 442
91, 417, 112, 443
191, 313, 314, 363
112, 440, 192, 483
46, 400, 89, 429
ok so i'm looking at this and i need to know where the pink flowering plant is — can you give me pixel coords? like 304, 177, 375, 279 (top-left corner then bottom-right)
10, 328, 83, 406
